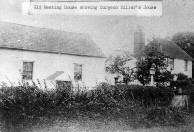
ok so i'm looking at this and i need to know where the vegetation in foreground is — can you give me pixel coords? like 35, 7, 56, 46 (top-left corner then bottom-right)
0, 83, 193, 132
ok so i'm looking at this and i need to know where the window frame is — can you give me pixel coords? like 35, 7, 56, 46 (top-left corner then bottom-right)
22, 61, 34, 80
170, 58, 174, 70
184, 60, 188, 71
74, 63, 83, 81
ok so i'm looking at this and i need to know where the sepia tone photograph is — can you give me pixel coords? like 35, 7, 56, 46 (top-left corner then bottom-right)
0, 0, 194, 131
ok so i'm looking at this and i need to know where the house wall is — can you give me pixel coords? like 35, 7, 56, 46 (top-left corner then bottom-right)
169, 59, 192, 78
0, 49, 106, 89
106, 58, 192, 85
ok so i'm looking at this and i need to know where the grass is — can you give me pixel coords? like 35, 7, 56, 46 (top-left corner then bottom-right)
21, 113, 194, 132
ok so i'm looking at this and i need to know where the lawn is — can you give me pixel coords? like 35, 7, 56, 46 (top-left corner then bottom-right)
22, 113, 194, 132
2, 104, 193, 132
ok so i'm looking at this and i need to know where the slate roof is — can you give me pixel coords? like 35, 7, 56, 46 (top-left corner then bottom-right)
134, 39, 193, 61
0, 21, 106, 58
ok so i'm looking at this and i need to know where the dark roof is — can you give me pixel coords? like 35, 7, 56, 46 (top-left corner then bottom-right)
134, 39, 193, 61
0, 21, 106, 58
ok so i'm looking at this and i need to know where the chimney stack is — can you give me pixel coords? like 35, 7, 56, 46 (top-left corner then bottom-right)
134, 26, 145, 53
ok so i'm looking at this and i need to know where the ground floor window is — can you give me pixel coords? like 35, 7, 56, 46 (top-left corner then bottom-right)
184, 60, 188, 71
74, 63, 82, 81
22, 61, 34, 80
170, 58, 174, 70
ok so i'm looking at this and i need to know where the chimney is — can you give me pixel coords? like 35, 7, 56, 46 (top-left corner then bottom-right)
134, 26, 145, 53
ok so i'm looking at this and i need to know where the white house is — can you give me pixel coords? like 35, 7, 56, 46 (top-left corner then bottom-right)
106, 27, 193, 85
133, 27, 193, 78
0, 21, 106, 89
134, 38, 193, 78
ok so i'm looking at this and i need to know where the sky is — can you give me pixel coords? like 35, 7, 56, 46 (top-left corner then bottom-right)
0, 0, 194, 56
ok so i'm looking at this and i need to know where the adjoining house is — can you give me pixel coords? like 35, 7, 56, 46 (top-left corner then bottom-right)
0, 21, 106, 89
106, 26, 193, 85
134, 36, 193, 79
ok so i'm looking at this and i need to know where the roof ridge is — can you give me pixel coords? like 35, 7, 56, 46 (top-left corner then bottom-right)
170, 41, 194, 61
0, 20, 87, 37
134, 39, 193, 61
0, 21, 106, 58
156, 39, 193, 60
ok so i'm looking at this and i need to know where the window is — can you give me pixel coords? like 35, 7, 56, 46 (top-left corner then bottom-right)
74, 64, 82, 81
22, 62, 33, 80
140, 56, 145, 61
184, 60, 188, 71
170, 59, 174, 70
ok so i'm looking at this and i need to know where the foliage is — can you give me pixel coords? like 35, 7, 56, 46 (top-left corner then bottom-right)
188, 83, 194, 111
136, 39, 172, 85
171, 32, 194, 56
172, 32, 194, 77
171, 73, 192, 93
0, 83, 186, 131
106, 51, 136, 84
114, 84, 174, 107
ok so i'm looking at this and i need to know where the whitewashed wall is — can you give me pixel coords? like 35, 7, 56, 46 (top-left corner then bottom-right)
0, 49, 106, 89
169, 59, 192, 78
106, 58, 193, 85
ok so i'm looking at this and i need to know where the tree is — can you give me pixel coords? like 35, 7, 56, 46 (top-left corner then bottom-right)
172, 32, 194, 78
136, 39, 173, 86
106, 51, 136, 84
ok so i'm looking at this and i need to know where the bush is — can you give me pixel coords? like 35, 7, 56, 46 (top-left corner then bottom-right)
114, 84, 174, 107
0, 83, 183, 131
188, 83, 194, 112
171, 73, 192, 94
0, 86, 59, 129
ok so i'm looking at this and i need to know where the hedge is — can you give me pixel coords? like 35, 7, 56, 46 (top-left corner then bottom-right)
0, 84, 177, 130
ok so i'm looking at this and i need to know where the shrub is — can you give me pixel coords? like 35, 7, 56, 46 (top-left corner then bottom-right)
188, 83, 194, 112
171, 73, 192, 94
114, 84, 174, 107
0, 86, 60, 129
0, 83, 184, 131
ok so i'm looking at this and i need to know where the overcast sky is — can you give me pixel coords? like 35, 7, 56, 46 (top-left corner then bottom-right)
0, 0, 194, 56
